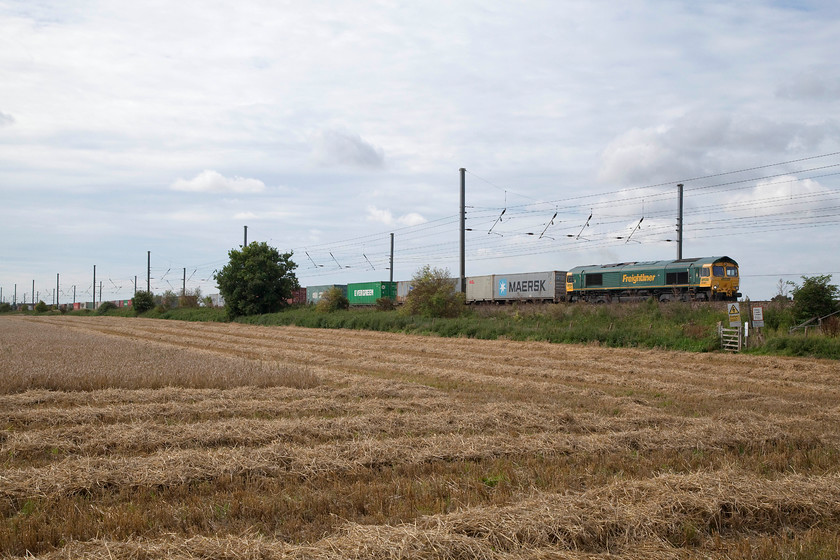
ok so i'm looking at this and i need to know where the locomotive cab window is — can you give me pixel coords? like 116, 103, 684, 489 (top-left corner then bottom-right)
585, 274, 603, 287
726, 268, 738, 277
713, 266, 725, 277
700, 268, 710, 277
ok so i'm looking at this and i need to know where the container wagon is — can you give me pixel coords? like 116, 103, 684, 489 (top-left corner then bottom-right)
466, 271, 567, 303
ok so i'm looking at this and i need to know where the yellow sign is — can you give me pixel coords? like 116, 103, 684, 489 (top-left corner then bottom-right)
728, 302, 741, 327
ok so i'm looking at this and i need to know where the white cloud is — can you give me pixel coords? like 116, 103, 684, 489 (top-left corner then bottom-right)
0, 111, 14, 127
366, 206, 426, 227
723, 176, 832, 218
171, 170, 266, 193
598, 113, 839, 186
311, 129, 385, 168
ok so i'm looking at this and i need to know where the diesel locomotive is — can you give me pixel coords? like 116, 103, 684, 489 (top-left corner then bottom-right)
565, 256, 741, 303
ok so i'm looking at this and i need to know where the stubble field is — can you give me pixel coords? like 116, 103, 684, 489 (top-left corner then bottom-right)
1, 315, 839, 559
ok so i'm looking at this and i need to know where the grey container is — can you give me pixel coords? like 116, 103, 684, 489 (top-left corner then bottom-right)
493, 271, 566, 302
306, 284, 347, 304
465, 275, 494, 303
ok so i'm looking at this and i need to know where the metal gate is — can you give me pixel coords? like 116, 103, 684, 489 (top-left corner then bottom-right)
720, 326, 742, 352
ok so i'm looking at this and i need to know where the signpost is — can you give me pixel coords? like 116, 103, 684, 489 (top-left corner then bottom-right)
752, 306, 765, 328
728, 302, 741, 328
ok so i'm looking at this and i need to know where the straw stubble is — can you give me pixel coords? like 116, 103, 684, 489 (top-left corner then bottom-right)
1, 315, 839, 559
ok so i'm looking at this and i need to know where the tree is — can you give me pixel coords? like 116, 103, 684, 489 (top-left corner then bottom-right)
789, 275, 838, 323
34, 300, 49, 313
214, 242, 298, 318
133, 291, 155, 314
402, 265, 465, 318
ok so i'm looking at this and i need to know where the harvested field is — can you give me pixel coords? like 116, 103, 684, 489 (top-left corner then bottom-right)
1, 315, 840, 559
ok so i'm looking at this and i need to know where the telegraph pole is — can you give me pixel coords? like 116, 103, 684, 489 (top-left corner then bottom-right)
147, 251, 151, 292
56, 273, 59, 306
389, 233, 395, 284
243, 225, 248, 247
93, 265, 96, 308
459, 167, 466, 293
182, 268, 186, 297
32, 280, 34, 306
677, 183, 684, 260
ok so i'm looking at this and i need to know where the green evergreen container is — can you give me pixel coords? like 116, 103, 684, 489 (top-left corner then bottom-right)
346, 282, 397, 305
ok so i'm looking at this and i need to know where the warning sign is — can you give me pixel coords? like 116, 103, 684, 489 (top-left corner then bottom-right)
728, 303, 741, 327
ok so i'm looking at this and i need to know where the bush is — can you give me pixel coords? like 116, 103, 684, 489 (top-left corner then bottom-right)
34, 300, 49, 313
133, 291, 155, 314
789, 275, 838, 323
0, 303, 11, 313
179, 288, 202, 309
157, 290, 179, 310
316, 287, 349, 312
402, 265, 465, 318
375, 297, 396, 311
97, 301, 118, 315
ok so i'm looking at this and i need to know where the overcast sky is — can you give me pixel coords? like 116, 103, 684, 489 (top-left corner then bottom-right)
2, 0, 839, 304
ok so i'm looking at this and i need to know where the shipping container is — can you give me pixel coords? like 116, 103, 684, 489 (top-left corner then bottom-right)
346, 281, 397, 305
287, 287, 307, 305
396, 280, 413, 303
306, 284, 347, 304
493, 271, 566, 302
465, 275, 494, 303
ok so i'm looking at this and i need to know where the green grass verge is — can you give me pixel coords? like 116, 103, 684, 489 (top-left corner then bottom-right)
8, 300, 836, 359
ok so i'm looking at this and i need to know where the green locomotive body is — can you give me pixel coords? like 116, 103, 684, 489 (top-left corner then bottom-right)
565, 256, 740, 303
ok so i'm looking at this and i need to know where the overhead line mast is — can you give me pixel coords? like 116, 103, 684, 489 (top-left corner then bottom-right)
460, 168, 466, 294
677, 183, 684, 260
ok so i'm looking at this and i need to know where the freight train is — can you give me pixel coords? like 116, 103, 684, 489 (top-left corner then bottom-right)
297, 256, 741, 306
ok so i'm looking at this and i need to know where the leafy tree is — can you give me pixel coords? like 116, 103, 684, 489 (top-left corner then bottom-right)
214, 242, 298, 318
788, 275, 839, 323
34, 300, 49, 313
0, 302, 11, 313
133, 290, 155, 314
316, 287, 349, 312
402, 265, 465, 318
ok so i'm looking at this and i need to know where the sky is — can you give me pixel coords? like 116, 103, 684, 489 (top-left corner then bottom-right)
2, 0, 839, 305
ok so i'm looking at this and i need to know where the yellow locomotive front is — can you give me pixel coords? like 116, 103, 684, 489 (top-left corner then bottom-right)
698, 258, 740, 300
